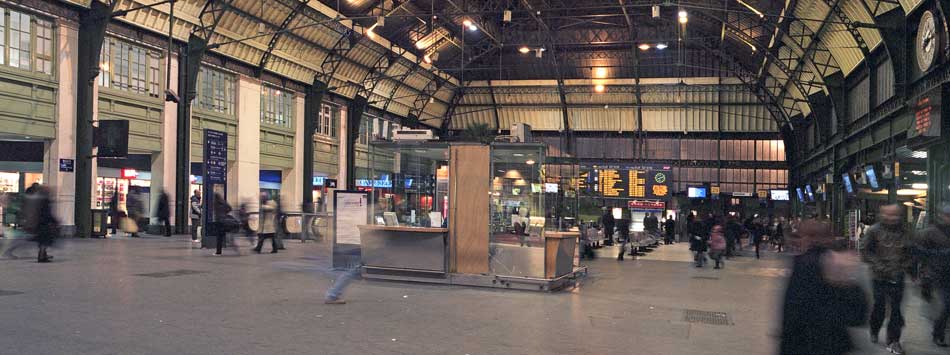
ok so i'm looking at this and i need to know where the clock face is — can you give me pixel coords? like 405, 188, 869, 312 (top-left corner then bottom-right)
917, 10, 938, 72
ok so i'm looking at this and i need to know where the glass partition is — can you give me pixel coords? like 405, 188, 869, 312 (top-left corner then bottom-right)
365, 142, 450, 228
489, 144, 546, 278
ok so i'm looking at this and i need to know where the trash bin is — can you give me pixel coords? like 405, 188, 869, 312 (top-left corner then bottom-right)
91, 209, 109, 238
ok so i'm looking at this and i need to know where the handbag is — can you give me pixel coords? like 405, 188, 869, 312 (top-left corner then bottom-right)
120, 217, 139, 233
220, 213, 241, 233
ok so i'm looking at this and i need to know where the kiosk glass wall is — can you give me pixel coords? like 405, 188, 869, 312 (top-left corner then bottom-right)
365, 143, 449, 227
489, 144, 546, 278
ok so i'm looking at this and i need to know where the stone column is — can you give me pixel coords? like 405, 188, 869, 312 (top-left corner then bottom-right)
282, 94, 306, 210
46, 20, 80, 230
230, 76, 261, 206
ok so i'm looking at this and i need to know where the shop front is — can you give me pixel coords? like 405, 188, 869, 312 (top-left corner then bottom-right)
0, 141, 45, 226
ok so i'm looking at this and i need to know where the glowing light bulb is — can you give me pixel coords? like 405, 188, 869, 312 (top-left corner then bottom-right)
639, 43, 651, 50
594, 84, 605, 93
519, 46, 530, 54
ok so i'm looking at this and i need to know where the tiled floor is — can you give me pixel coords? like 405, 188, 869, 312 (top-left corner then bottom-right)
0, 235, 944, 354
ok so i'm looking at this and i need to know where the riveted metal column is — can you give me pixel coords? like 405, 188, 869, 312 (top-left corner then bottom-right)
75, 1, 115, 238
302, 79, 328, 210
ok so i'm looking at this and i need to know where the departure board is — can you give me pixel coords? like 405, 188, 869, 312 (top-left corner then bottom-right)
582, 164, 672, 200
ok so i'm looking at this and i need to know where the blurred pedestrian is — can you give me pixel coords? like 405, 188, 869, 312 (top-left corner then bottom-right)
663, 215, 676, 245
274, 197, 286, 250
189, 190, 201, 242
109, 190, 120, 236
779, 220, 867, 355
725, 216, 742, 257
211, 193, 238, 256
125, 191, 143, 238
156, 190, 171, 237
601, 207, 615, 246
773, 218, 786, 253
689, 216, 708, 268
912, 202, 950, 348
254, 198, 279, 254
860, 204, 913, 354
709, 224, 726, 269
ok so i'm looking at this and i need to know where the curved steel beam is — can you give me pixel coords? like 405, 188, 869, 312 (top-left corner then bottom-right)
257, 0, 312, 77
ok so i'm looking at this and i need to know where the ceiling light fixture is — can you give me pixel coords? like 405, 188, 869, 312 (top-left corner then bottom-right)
536, 48, 543, 58
638, 43, 651, 50
416, 41, 427, 50
593, 67, 608, 78
423, 54, 432, 63
468, 23, 478, 31
678, 10, 688, 24
652, 5, 660, 18
519, 46, 531, 54
736, 0, 765, 18
526, 160, 535, 165
656, 43, 668, 49
594, 84, 605, 93
503, 9, 512, 22
912, 183, 929, 190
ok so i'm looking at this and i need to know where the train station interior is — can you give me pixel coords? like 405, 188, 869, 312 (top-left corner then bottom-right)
2, 0, 950, 354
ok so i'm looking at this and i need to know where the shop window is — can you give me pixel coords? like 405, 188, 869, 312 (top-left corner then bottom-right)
196, 67, 236, 115
261, 85, 293, 128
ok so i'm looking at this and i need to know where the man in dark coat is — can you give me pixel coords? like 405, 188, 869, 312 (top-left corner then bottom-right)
913, 203, 950, 347
860, 204, 913, 354
601, 208, 615, 246
156, 190, 171, 237
780, 220, 867, 355
663, 215, 676, 245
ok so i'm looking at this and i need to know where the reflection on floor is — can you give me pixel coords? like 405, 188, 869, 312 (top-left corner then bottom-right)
0, 235, 945, 354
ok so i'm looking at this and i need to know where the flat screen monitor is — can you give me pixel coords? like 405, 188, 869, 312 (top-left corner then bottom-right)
769, 190, 790, 201
544, 183, 559, 193
805, 185, 815, 201
842, 173, 854, 194
796, 188, 805, 202
688, 187, 707, 198
865, 165, 880, 190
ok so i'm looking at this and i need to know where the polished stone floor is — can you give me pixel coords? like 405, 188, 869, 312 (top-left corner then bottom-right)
0, 235, 946, 355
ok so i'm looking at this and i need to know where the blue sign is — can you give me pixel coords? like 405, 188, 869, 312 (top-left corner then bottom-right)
313, 176, 326, 186
59, 159, 74, 172
203, 129, 228, 184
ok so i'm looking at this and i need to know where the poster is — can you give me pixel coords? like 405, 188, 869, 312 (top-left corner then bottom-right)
334, 191, 369, 245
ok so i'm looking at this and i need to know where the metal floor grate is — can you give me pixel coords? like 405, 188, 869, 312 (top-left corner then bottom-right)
0, 290, 23, 296
691, 276, 720, 280
683, 309, 732, 326
135, 269, 207, 278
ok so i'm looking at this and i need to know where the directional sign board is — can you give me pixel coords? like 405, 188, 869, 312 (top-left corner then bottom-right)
203, 129, 228, 184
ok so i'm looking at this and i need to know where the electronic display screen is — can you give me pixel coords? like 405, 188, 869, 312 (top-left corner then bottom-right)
581, 165, 672, 199
796, 188, 805, 202
805, 185, 815, 201
842, 173, 854, 194
865, 165, 880, 190
544, 183, 559, 193
688, 187, 707, 198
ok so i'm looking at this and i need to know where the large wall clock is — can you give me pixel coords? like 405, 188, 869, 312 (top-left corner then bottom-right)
917, 10, 939, 72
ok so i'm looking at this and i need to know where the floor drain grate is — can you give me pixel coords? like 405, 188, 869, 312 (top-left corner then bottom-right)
0, 290, 23, 296
135, 269, 207, 278
691, 276, 720, 280
683, 309, 732, 326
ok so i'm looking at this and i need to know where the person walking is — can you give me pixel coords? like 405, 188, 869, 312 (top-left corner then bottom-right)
663, 215, 676, 245
773, 219, 786, 253
125, 191, 143, 238
189, 190, 201, 242
156, 190, 171, 237
860, 204, 913, 354
725, 216, 743, 257
254, 199, 279, 254
709, 224, 726, 269
601, 207, 615, 246
109, 190, 120, 236
689, 216, 708, 268
913, 202, 950, 348
211, 193, 237, 256
779, 220, 868, 355
753, 218, 765, 259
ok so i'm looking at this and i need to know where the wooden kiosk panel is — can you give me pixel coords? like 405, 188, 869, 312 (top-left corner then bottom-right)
449, 145, 490, 274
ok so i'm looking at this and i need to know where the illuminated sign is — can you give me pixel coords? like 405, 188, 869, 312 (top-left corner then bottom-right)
582, 165, 672, 200
356, 179, 393, 188
627, 200, 665, 210
121, 169, 138, 179
909, 86, 942, 139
